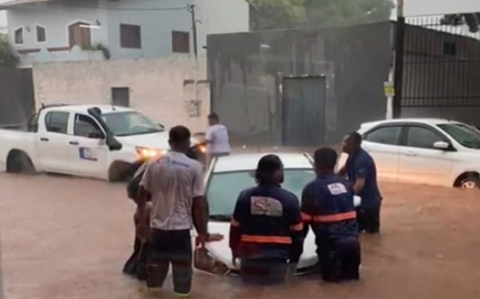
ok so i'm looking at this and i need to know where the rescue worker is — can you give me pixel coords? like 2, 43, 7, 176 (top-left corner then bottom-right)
136, 125, 215, 296
205, 113, 231, 166
301, 147, 361, 282
338, 132, 382, 234
229, 154, 304, 285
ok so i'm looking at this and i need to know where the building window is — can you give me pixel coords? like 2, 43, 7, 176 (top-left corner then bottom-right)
14, 27, 24, 45
68, 21, 91, 48
443, 41, 457, 56
111, 87, 130, 107
120, 24, 141, 49
172, 31, 190, 53
36, 25, 46, 43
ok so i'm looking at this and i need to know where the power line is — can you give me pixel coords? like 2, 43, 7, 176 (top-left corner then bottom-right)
51, 2, 189, 12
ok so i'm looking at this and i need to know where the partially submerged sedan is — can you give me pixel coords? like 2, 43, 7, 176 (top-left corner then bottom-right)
194, 152, 361, 276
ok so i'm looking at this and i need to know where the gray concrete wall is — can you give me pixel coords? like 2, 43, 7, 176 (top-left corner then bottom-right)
207, 22, 393, 146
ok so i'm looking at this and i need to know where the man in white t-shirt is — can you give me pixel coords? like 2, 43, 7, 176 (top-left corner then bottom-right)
136, 126, 217, 296
205, 113, 231, 165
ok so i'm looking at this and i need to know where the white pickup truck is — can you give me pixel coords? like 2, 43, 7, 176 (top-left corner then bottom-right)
0, 104, 205, 181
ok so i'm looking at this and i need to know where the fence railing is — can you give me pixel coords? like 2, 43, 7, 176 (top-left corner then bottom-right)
395, 14, 480, 110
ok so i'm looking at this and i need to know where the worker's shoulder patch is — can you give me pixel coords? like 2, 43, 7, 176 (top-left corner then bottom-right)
327, 183, 348, 195
250, 196, 283, 217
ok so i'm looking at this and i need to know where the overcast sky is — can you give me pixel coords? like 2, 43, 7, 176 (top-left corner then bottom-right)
1, 0, 480, 29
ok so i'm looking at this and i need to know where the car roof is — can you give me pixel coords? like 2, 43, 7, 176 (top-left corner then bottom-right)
213, 152, 313, 173
359, 118, 462, 132
44, 104, 134, 114
362, 118, 460, 126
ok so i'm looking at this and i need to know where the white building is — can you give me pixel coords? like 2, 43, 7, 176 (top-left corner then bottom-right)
0, 0, 249, 66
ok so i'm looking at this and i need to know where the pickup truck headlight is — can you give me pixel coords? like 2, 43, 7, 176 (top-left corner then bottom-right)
197, 144, 206, 154
135, 146, 166, 160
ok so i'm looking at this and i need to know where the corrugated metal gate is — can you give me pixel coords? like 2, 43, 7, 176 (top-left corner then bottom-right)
282, 76, 326, 147
0, 68, 35, 126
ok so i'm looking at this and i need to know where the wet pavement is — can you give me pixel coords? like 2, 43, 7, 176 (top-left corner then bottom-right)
1, 173, 480, 299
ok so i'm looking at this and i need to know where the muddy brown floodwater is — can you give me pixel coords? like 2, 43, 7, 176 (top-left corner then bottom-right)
1, 173, 480, 299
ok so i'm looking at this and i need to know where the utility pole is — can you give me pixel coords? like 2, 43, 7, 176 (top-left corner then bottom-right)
392, 0, 405, 118
189, 4, 198, 59
188, 4, 200, 123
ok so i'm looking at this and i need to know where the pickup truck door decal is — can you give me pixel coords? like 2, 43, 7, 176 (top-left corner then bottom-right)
79, 147, 98, 162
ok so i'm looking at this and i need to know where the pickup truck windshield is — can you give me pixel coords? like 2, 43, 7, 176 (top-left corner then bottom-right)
438, 123, 480, 149
206, 169, 315, 221
102, 111, 164, 137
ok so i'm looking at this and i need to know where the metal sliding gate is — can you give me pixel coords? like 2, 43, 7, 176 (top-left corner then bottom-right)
282, 76, 326, 147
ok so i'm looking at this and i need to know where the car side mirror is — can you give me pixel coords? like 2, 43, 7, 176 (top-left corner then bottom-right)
433, 141, 451, 150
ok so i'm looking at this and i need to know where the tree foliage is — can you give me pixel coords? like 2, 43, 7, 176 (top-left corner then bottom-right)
248, 0, 394, 30
0, 34, 18, 68
441, 13, 480, 33
249, 0, 305, 31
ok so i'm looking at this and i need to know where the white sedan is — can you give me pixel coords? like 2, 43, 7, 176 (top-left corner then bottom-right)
338, 118, 480, 189
194, 152, 361, 276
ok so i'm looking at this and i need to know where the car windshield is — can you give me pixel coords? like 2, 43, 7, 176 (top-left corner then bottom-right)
206, 169, 316, 221
438, 123, 480, 149
102, 111, 164, 137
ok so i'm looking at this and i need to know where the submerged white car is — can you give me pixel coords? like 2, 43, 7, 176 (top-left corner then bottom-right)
195, 152, 361, 276
338, 118, 480, 189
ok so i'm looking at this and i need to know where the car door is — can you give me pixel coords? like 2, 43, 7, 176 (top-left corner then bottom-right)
397, 125, 454, 186
361, 125, 403, 182
67, 113, 108, 178
36, 111, 71, 173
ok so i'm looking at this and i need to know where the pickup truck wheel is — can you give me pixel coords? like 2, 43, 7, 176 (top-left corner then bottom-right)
108, 161, 132, 182
6, 150, 35, 174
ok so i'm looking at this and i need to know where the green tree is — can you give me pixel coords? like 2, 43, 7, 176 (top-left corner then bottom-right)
248, 0, 394, 30
304, 0, 394, 27
249, 0, 305, 30
0, 33, 18, 68
441, 13, 480, 33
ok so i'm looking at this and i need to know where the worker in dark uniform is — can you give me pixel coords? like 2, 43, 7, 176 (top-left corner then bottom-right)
301, 147, 361, 282
229, 154, 304, 285
338, 132, 382, 234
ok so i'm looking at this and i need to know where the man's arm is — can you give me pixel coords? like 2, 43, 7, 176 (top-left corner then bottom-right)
337, 165, 347, 178
136, 164, 153, 241
300, 185, 316, 239
352, 159, 367, 195
191, 164, 208, 242
229, 193, 244, 258
287, 196, 305, 264
204, 127, 215, 144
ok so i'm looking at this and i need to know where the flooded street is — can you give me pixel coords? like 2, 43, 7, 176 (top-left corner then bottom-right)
1, 173, 480, 299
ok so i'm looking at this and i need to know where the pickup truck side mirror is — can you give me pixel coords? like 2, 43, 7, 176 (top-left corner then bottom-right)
106, 134, 122, 151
